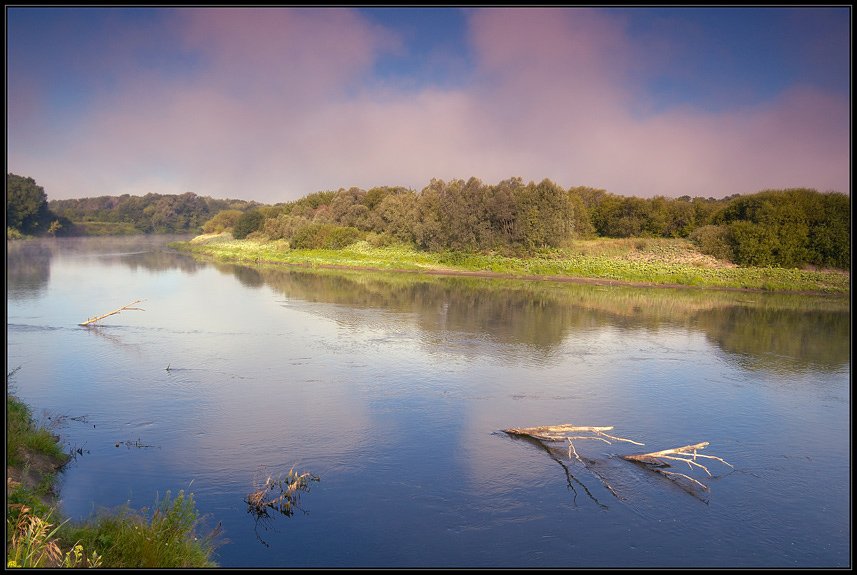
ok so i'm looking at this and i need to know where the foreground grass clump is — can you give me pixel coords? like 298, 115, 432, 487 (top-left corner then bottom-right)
7, 506, 102, 568
173, 235, 849, 295
59, 490, 221, 568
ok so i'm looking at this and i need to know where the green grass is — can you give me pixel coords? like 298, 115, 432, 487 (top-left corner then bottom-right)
59, 490, 221, 568
173, 235, 850, 295
6, 391, 68, 468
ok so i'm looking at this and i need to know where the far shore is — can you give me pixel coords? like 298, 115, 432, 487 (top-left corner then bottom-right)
171, 234, 850, 296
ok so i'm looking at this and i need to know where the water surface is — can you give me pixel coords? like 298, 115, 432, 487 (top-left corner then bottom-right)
6, 236, 850, 568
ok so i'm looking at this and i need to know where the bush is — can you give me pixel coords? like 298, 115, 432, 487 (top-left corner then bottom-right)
689, 225, 734, 262
260, 214, 310, 241
232, 210, 264, 239
202, 210, 243, 234
291, 223, 363, 249
715, 188, 849, 269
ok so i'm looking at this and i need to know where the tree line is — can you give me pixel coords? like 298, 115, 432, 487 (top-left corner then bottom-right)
7, 173, 259, 237
48, 192, 257, 235
218, 177, 850, 270
7, 172, 849, 269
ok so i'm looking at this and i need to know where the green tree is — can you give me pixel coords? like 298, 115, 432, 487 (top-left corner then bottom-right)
233, 210, 265, 239
374, 190, 419, 242
7, 173, 50, 234
513, 179, 575, 249
202, 210, 243, 234
714, 188, 845, 269
808, 192, 850, 269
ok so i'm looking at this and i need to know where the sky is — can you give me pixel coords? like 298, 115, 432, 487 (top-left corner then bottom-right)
6, 6, 851, 203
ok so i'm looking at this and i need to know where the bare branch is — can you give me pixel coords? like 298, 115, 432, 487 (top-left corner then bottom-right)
504, 424, 643, 447
624, 442, 710, 460
566, 436, 612, 444
657, 470, 710, 491
79, 300, 145, 326
593, 430, 646, 446
656, 454, 712, 476
623, 442, 733, 492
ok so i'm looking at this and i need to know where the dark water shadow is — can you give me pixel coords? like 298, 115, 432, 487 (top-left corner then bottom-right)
504, 433, 613, 510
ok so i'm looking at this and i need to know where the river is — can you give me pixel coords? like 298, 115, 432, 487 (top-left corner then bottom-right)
6, 236, 850, 568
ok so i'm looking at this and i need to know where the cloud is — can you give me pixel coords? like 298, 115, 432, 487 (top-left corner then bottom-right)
6, 8, 849, 202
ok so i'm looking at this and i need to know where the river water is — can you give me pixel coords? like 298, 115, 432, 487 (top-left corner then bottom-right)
6, 236, 850, 568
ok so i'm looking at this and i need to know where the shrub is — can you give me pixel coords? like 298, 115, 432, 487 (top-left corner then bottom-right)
689, 225, 734, 262
232, 210, 264, 239
260, 214, 310, 241
291, 223, 363, 249
201, 210, 243, 234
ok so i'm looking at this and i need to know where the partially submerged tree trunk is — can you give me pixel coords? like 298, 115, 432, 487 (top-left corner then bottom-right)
504, 424, 644, 446
504, 426, 734, 499
623, 442, 734, 491
504, 423, 643, 463
503, 423, 644, 506
79, 300, 145, 326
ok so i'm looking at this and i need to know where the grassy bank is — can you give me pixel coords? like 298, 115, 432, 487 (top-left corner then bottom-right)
173, 234, 849, 295
6, 378, 219, 568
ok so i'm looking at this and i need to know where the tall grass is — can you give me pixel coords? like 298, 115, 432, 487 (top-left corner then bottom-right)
6, 397, 67, 468
6, 506, 103, 568
59, 490, 221, 568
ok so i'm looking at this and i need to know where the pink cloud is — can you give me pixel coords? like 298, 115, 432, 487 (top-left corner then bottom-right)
7, 8, 849, 203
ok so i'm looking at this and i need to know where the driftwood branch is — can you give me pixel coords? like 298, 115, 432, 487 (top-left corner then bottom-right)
79, 300, 145, 326
504, 425, 736, 502
504, 423, 644, 506
504, 424, 644, 446
623, 442, 734, 492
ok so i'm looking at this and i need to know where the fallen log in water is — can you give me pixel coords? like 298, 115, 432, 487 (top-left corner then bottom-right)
503, 423, 644, 505
79, 299, 145, 326
503, 424, 644, 446
503, 425, 736, 499
504, 423, 643, 463
623, 442, 734, 491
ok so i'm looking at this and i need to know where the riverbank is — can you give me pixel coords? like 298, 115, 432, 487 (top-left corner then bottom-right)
173, 234, 850, 295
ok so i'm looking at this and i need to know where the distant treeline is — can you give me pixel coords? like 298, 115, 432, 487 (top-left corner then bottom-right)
48, 193, 258, 235
7, 172, 850, 269
211, 177, 849, 270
